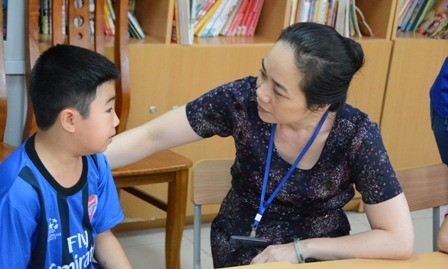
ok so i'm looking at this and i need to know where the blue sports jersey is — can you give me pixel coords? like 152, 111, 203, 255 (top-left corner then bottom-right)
430, 57, 448, 119
0, 136, 124, 269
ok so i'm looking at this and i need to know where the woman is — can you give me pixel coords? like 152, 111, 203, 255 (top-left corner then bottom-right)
105, 22, 414, 267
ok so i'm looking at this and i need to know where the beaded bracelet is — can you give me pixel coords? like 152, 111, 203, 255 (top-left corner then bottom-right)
293, 238, 305, 264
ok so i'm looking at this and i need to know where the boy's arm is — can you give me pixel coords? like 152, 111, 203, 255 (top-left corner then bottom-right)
0, 201, 35, 268
94, 230, 132, 269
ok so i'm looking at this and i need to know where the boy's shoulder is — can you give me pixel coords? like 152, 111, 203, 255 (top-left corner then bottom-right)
0, 143, 31, 195
0, 144, 42, 217
87, 153, 110, 174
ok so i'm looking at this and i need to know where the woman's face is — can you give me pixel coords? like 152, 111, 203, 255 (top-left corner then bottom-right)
256, 41, 310, 124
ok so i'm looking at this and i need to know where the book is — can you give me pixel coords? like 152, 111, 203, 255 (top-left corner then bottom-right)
220, 0, 242, 35
335, 0, 348, 36
209, 0, 240, 37
237, 0, 257, 36
406, 0, 429, 31
397, 0, 415, 28
128, 12, 145, 39
400, 0, 420, 30
296, 0, 312, 23
177, 0, 193, 44
103, 0, 115, 36
350, 0, 362, 37
413, 0, 439, 31
194, 0, 222, 36
226, 0, 250, 36
171, 0, 179, 43
199, 0, 227, 37
247, 0, 265, 36
317, 0, 330, 24
417, 0, 448, 35
326, 0, 338, 26
429, 15, 448, 37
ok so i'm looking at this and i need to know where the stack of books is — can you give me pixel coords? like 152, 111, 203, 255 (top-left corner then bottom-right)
398, 0, 447, 39
194, 0, 264, 37
37, 0, 145, 40
172, 0, 266, 45
288, 0, 373, 38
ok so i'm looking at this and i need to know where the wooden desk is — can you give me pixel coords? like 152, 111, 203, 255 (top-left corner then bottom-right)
296, 252, 448, 269
227, 253, 448, 269
112, 150, 192, 269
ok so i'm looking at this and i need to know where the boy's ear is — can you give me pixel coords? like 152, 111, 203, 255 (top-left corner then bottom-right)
59, 108, 78, 133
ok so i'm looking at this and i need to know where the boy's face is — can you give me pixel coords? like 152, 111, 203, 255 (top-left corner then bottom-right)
77, 81, 120, 154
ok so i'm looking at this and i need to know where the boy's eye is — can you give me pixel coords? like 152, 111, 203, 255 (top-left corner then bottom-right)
106, 108, 113, 113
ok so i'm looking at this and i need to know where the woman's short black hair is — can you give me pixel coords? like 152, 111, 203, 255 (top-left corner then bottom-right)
30, 44, 120, 130
278, 22, 364, 112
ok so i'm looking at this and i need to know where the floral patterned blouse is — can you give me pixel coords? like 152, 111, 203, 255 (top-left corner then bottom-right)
186, 76, 402, 268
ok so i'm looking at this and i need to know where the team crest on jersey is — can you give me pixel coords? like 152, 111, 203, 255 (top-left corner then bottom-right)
88, 195, 98, 221
48, 218, 61, 242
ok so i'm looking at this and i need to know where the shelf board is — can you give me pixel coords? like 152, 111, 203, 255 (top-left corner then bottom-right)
395, 31, 446, 40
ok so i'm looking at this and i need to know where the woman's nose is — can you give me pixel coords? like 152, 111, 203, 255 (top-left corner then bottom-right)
256, 83, 269, 103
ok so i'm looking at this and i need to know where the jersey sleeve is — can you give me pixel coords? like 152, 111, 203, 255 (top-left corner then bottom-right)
0, 180, 40, 268
349, 120, 402, 204
90, 154, 124, 234
186, 77, 255, 138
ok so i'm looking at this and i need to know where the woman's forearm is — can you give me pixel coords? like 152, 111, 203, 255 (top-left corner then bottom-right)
301, 228, 413, 261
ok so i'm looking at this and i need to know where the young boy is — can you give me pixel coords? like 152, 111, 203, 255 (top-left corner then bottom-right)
0, 45, 132, 268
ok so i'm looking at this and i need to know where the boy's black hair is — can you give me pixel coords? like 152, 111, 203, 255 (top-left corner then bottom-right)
30, 44, 120, 130
278, 22, 364, 112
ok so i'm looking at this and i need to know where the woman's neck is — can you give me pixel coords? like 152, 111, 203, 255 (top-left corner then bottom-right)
277, 111, 333, 137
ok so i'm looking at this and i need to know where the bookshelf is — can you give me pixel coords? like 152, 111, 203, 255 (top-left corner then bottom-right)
115, 0, 399, 226
380, 0, 448, 170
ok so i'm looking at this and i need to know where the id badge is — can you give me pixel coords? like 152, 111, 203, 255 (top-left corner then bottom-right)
229, 235, 269, 247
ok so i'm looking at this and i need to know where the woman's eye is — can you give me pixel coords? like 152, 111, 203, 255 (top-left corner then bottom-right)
106, 108, 113, 113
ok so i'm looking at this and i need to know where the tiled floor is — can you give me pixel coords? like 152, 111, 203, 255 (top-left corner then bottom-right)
116, 206, 448, 269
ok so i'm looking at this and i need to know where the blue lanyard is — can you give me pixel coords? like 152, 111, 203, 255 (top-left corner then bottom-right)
252, 110, 330, 230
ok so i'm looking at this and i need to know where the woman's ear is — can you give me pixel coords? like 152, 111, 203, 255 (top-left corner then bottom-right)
318, 105, 331, 113
310, 104, 331, 115
59, 108, 77, 133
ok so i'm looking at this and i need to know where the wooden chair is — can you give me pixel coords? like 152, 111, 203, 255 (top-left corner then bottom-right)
25, 1, 191, 268
0, 6, 16, 162
396, 164, 448, 251
191, 159, 234, 269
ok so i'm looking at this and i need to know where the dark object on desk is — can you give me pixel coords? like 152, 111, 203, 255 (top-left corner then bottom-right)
230, 235, 270, 247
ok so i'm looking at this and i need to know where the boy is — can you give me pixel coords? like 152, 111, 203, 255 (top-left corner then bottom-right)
0, 45, 132, 268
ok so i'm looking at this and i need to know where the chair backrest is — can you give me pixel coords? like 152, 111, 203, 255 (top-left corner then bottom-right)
192, 159, 234, 206
192, 158, 233, 269
396, 163, 448, 251
396, 164, 448, 211
24, 0, 130, 141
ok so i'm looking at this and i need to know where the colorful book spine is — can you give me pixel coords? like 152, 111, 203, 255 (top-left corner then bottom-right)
226, 0, 250, 36
247, 0, 265, 36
